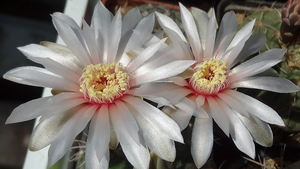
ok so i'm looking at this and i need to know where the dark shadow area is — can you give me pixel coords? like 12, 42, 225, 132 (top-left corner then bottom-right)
0, 0, 65, 168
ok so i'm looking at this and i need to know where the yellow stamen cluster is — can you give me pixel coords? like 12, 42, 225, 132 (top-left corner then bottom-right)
79, 63, 130, 104
190, 58, 230, 95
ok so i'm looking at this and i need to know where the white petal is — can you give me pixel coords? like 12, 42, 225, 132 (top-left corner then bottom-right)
217, 91, 249, 117
130, 60, 195, 86
86, 145, 109, 169
132, 105, 177, 162
214, 11, 238, 54
221, 33, 251, 66
29, 106, 79, 151
109, 103, 150, 169
190, 7, 209, 58
224, 90, 285, 126
124, 13, 155, 57
122, 95, 183, 143
106, 9, 122, 63
231, 33, 266, 67
87, 104, 110, 162
47, 105, 96, 167
179, 3, 202, 60
236, 113, 273, 147
191, 117, 213, 168
52, 13, 91, 66
6, 96, 51, 124
155, 12, 187, 43
169, 108, 192, 131
117, 7, 142, 61
207, 97, 230, 136
115, 100, 140, 144
204, 9, 217, 59
91, 1, 112, 39
231, 76, 300, 93
231, 49, 286, 73
39, 92, 86, 121
225, 19, 255, 53
4, 66, 79, 91
160, 26, 193, 60
122, 7, 142, 37
230, 60, 282, 82
127, 38, 167, 73
128, 82, 191, 105
82, 20, 100, 64
18, 44, 82, 76
216, 97, 256, 158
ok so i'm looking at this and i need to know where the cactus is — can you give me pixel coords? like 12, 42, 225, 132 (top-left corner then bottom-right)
236, 3, 300, 132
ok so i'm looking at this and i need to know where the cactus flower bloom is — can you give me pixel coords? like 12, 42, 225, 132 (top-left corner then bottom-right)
4, 1, 195, 169
150, 3, 300, 168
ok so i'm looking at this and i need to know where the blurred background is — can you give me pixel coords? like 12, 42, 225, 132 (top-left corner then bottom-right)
0, 0, 65, 168
0, 0, 289, 169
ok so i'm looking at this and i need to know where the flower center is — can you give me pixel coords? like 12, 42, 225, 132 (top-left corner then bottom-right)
79, 63, 130, 104
189, 58, 230, 95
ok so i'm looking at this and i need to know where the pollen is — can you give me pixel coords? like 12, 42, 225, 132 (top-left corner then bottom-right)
190, 58, 230, 95
79, 63, 130, 104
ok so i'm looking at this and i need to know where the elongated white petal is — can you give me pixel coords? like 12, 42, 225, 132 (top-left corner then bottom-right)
106, 9, 122, 63
127, 38, 166, 73
123, 95, 183, 143
221, 33, 251, 66
52, 13, 91, 66
160, 26, 193, 60
217, 91, 249, 117
224, 90, 285, 126
28, 54, 80, 85
18, 44, 82, 75
117, 8, 142, 60
82, 20, 100, 64
232, 49, 286, 73
169, 108, 192, 131
91, 1, 112, 39
204, 9, 217, 59
155, 12, 187, 43
122, 8, 142, 37
47, 105, 96, 166
216, 97, 255, 158
86, 145, 110, 169
29, 106, 79, 151
129, 82, 191, 105
231, 76, 300, 93
115, 100, 140, 144
231, 33, 266, 67
125, 13, 155, 56
207, 97, 230, 136
225, 19, 255, 53
236, 113, 273, 147
179, 3, 202, 60
191, 117, 213, 168
39, 93, 86, 121
214, 11, 238, 53
87, 105, 110, 162
6, 96, 51, 124
110, 103, 150, 169
190, 7, 209, 58
176, 97, 197, 116
230, 60, 282, 82
130, 60, 195, 86
4, 66, 79, 91
132, 105, 177, 162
